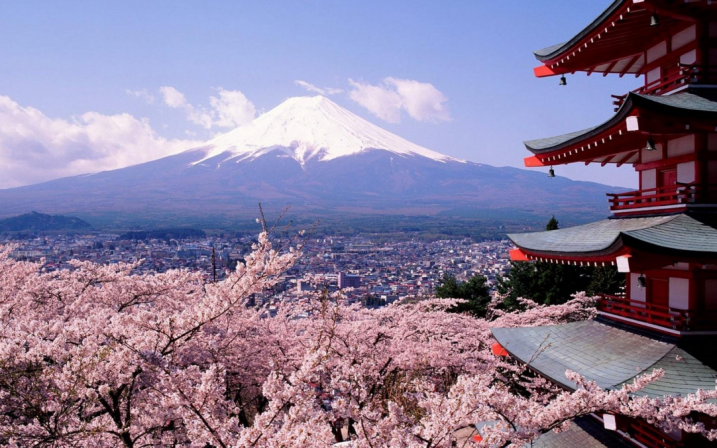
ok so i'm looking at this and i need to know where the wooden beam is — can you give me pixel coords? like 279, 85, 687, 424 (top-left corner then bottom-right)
602, 59, 620, 76
626, 115, 706, 136
633, 153, 697, 171
615, 151, 637, 167
620, 54, 641, 77
601, 153, 622, 166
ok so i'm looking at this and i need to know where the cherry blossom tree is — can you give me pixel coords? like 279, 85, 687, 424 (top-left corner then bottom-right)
1, 232, 716, 448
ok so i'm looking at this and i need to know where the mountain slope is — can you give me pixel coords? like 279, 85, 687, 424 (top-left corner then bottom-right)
0, 96, 619, 223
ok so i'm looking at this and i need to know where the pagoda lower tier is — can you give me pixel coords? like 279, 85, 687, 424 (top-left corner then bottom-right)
509, 211, 717, 337
492, 320, 717, 447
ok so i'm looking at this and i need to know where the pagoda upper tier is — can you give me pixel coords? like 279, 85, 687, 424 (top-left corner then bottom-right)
523, 87, 717, 216
534, 0, 717, 80
523, 88, 717, 167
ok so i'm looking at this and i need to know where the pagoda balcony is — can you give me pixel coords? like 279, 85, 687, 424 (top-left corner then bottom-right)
612, 65, 717, 110
597, 295, 717, 334
606, 183, 717, 215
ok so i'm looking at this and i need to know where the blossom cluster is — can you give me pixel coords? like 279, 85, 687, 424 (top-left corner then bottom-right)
1, 235, 716, 447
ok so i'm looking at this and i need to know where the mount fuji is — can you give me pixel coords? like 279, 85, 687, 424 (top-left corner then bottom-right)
0, 96, 616, 223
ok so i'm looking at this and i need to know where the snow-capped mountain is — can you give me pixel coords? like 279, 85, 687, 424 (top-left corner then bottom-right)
0, 96, 617, 223
194, 96, 461, 166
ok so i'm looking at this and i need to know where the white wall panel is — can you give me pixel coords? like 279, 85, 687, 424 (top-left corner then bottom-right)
669, 278, 689, 310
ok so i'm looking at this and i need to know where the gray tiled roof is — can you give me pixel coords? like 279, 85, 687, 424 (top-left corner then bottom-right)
491, 321, 717, 398
526, 416, 633, 448
619, 347, 717, 399
492, 321, 672, 390
508, 214, 717, 257
533, 0, 624, 61
523, 90, 717, 154
623, 213, 717, 255
534, 42, 570, 59
644, 90, 717, 113
524, 126, 601, 151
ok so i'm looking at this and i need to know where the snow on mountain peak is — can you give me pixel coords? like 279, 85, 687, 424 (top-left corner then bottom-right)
193, 96, 463, 165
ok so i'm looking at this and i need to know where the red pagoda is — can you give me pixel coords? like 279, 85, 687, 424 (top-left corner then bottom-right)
492, 1, 717, 447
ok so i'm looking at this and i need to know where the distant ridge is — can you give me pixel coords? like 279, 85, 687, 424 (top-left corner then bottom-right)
0, 211, 91, 231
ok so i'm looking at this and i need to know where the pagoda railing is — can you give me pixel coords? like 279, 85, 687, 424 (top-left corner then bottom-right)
606, 183, 701, 212
597, 295, 717, 332
612, 64, 717, 110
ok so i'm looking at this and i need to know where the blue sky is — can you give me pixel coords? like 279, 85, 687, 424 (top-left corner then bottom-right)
0, 0, 641, 188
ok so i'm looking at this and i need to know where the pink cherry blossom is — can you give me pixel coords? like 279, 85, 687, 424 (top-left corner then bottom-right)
0, 237, 715, 447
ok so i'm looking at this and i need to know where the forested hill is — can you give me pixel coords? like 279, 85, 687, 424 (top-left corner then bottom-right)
0, 211, 91, 231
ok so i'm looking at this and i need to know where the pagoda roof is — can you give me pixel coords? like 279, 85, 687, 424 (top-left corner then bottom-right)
508, 213, 717, 260
534, 0, 627, 62
522, 88, 717, 167
491, 320, 717, 398
525, 89, 717, 155
532, 0, 713, 77
526, 416, 633, 448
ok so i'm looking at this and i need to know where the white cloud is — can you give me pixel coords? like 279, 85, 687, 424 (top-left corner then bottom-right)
209, 89, 256, 128
0, 95, 200, 188
125, 88, 155, 104
348, 77, 451, 123
159, 86, 212, 129
384, 77, 451, 122
294, 80, 344, 96
159, 86, 255, 129
348, 80, 402, 123
159, 86, 188, 108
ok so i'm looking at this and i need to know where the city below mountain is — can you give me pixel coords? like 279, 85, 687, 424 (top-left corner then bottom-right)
0, 96, 619, 225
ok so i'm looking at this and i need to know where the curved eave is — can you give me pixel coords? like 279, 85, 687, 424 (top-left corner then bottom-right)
508, 240, 627, 264
508, 213, 717, 263
523, 100, 632, 156
534, 0, 626, 62
523, 90, 717, 167
533, 0, 701, 77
